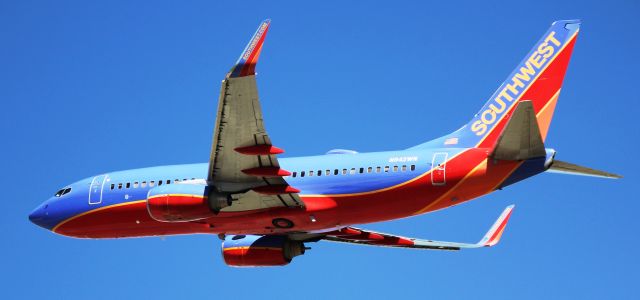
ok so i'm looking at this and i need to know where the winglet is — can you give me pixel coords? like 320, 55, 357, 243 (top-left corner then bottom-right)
478, 205, 515, 247
229, 19, 271, 78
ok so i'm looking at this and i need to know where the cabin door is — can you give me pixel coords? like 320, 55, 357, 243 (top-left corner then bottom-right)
88, 174, 108, 205
431, 153, 448, 186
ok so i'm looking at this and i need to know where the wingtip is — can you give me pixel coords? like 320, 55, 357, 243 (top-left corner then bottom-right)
480, 205, 515, 247
228, 20, 271, 78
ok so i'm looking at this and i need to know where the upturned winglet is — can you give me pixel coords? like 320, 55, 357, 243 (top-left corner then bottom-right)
478, 205, 515, 247
228, 19, 271, 78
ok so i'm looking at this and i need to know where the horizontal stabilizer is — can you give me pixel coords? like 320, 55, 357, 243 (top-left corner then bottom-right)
548, 160, 622, 179
491, 100, 546, 161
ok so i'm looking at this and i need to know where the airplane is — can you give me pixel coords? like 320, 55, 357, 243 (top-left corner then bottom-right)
29, 19, 621, 267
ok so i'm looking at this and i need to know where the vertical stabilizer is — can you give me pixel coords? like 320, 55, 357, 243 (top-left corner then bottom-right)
411, 20, 580, 150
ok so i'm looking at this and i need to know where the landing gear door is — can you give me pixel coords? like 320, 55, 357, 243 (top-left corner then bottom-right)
89, 174, 108, 205
431, 153, 447, 186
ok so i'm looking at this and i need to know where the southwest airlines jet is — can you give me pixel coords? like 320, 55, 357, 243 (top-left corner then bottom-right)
29, 20, 620, 267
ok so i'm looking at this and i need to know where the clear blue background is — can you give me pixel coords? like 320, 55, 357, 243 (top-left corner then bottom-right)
2, 1, 638, 299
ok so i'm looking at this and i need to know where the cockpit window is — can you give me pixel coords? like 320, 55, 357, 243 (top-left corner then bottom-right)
54, 187, 72, 197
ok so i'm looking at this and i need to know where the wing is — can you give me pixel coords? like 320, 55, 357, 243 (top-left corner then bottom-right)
207, 20, 304, 212
295, 205, 515, 250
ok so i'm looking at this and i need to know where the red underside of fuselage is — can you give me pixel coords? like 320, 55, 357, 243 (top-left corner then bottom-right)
54, 148, 521, 239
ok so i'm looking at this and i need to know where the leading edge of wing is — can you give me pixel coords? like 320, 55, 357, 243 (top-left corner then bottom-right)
320, 205, 515, 250
228, 19, 271, 78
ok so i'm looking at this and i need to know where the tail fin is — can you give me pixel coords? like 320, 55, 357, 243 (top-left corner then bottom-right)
412, 20, 581, 150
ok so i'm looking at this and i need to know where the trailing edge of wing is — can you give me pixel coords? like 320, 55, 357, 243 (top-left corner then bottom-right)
229, 19, 271, 78
320, 205, 515, 250
547, 160, 622, 179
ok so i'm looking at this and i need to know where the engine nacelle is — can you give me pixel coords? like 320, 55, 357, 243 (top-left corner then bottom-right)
147, 184, 224, 222
222, 235, 305, 267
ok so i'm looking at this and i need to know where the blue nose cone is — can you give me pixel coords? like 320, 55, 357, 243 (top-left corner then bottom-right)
29, 202, 53, 230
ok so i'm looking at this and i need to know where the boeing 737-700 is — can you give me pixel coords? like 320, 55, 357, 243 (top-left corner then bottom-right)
29, 19, 620, 267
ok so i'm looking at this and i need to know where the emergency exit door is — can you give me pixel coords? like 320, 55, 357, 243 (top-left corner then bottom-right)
431, 153, 447, 186
88, 174, 108, 204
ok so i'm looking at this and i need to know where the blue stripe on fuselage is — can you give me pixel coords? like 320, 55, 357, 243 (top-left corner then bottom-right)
46, 148, 465, 228
280, 150, 451, 195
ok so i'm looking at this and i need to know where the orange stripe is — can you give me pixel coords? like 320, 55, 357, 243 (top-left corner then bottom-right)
147, 194, 205, 199
536, 89, 561, 142
223, 246, 282, 251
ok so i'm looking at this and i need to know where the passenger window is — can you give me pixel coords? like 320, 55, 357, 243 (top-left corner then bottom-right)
141, 181, 147, 188
334, 169, 339, 175
134, 182, 139, 188
393, 166, 398, 172
292, 172, 297, 178
175, 179, 180, 183
326, 170, 330, 176
183, 178, 187, 181
166, 180, 171, 184
126, 182, 131, 188
376, 166, 381, 173
342, 169, 347, 175
301, 171, 305, 177
411, 164, 416, 171
367, 167, 372, 173
359, 167, 364, 174
117, 183, 123, 189
110, 183, 115, 190
309, 170, 314, 177
402, 165, 407, 171
158, 180, 163, 186
384, 166, 390, 172
149, 181, 155, 187
350, 168, 356, 175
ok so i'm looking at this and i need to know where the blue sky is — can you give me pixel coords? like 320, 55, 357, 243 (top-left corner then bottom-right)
2, 0, 639, 299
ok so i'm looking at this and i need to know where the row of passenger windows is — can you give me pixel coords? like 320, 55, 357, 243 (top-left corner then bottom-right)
106, 164, 418, 189
109, 178, 197, 190
290, 164, 416, 178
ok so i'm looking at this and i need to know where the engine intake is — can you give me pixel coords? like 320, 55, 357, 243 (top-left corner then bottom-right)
222, 235, 305, 267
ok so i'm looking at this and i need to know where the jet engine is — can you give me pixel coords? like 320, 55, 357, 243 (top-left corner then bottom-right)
147, 184, 229, 222
222, 235, 305, 267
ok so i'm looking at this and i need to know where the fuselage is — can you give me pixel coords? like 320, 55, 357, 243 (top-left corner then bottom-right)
29, 147, 554, 238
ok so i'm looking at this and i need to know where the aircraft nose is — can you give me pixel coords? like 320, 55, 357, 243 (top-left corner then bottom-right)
29, 202, 52, 230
